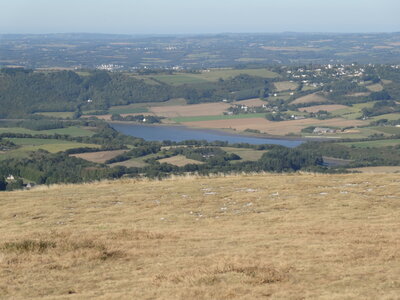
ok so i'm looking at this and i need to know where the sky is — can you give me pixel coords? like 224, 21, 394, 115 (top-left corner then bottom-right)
1, 0, 399, 34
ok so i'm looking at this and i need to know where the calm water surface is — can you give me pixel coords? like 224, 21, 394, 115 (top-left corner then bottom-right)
111, 123, 303, 147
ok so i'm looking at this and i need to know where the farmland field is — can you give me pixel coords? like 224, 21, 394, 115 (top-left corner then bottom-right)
221, 147, 268, 161
273, 81, 298, 91
0, 126, 95, 137
148, 68, 279, 85
366, 83, 384, 92
370, 113, 400, 121
172, 113, 266, 123
0, 138, 100, 160
158, 155, 204, 167
342, 139, 400, 148
34, 111, 75, 118
109, 106, 149, 115
1, 173, 400, 299
71, 150, 128, 163
233, 98, 267, 107
299, 104, 348, 113
182, 117, 367, 136
150, 103, 230, 118
291, 93, 329, 105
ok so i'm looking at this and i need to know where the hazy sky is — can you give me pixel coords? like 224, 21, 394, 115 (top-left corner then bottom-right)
1, 0, 399, 34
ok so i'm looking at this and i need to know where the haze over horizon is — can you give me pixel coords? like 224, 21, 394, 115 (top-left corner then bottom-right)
1, 0, 399, 35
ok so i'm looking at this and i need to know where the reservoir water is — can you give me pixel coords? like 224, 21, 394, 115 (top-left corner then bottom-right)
111, 123, 303, 147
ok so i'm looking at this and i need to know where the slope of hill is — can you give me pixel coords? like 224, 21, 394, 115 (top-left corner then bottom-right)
1, 173, 399, 299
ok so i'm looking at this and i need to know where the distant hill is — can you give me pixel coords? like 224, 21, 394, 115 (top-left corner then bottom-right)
1, 32, 400, 69
1, 173, 399, 299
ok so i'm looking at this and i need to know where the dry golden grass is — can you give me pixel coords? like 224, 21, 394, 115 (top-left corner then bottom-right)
158, 155, 204, 166
1, 173, 400, 299
350, 166, 400, 173
183, 118, 367, 135
71, 150, 127, 163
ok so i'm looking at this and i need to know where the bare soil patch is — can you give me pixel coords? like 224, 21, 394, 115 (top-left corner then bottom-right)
150, 103, 230, 118
71, 150, 127, 163
183, 117, 367, 135
291, 93, 329, 105
299, 104, 349, 113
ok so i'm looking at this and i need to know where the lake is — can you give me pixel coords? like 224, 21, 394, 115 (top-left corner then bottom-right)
111, 123, 303, 147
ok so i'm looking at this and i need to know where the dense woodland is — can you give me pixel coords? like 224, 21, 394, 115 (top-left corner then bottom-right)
0, 69, 271, 118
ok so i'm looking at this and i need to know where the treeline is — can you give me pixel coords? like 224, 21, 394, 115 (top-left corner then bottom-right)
0, 68, 270, 117
0, 150, 127, 186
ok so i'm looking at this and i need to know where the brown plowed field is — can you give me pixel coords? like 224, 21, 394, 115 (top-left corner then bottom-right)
150, 103, 230, 118
183, 118, 367, 135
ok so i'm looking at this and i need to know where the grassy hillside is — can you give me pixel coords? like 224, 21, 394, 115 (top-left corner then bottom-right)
1, 173, 399, 299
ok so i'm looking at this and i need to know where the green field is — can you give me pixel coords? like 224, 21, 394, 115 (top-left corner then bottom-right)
342, 139, 400, 148
107, 98, 187, 112
332, 102, 375, 120
221, 147, 268, 162
370, 113, 400, 122
0, 138, 100, 160
34, 111, 75, 118
172, 113, 266, 123
0, 126, 95, 137
109, 153, 161, 168
372, 126, 400, 135
144, 68, 279, 86
108, 107, 149, 114
151, 74, 209, 85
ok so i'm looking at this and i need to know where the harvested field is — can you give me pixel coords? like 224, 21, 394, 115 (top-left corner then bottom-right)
291, 93, 329, 105
299, 104, 349, 113
71, 150, 127, 163
150, 103, 230, 118
350, 166, 400, 173
274, 81, 298, 91
233, 98, 266, 107
183, 118, 367, 135
158, 155, 204, 167
1, 173, 400, 299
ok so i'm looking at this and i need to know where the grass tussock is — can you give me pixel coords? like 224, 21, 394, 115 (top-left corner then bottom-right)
155, 256, 290, 286
1, 173, 400, 299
